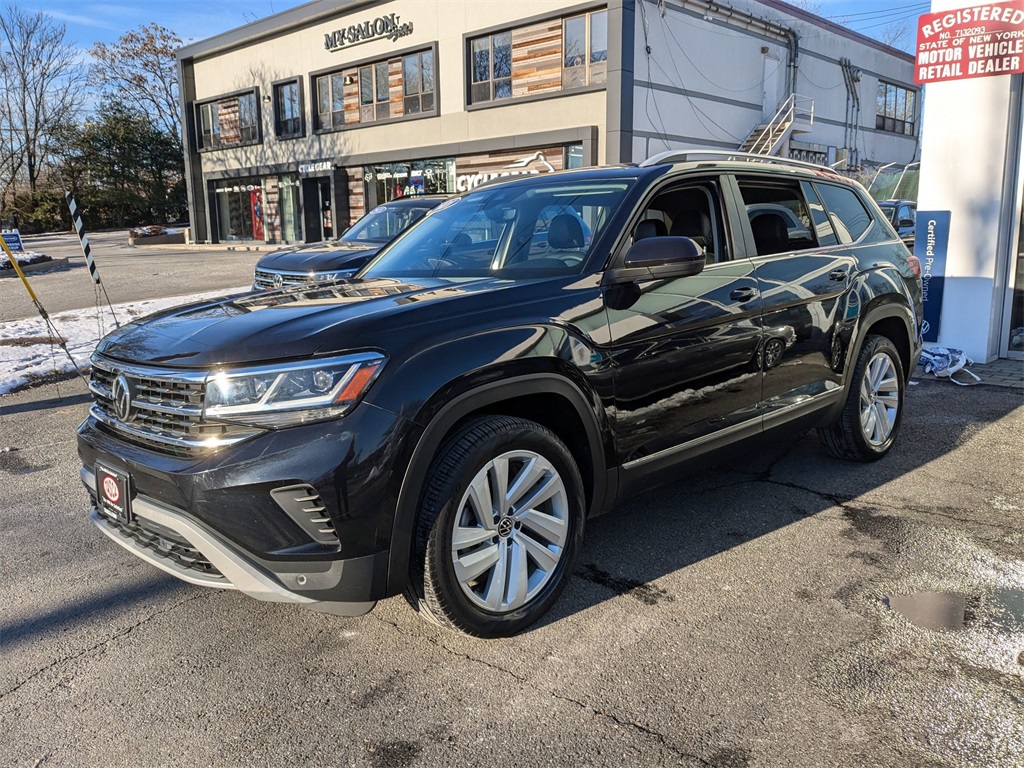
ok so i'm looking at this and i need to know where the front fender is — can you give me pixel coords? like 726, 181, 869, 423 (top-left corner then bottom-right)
373, 326, 614, 595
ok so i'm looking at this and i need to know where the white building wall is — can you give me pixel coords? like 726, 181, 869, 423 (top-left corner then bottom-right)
628, 0, 919, 165
917, 1, 1022, 362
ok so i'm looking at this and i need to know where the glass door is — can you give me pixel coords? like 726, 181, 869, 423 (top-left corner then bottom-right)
1006, 210, 1024, 357
1003, 83, 1024, 359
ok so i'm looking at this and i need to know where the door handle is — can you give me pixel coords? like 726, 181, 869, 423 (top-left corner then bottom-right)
730, 287, 759, 302
829, 269, 849, 282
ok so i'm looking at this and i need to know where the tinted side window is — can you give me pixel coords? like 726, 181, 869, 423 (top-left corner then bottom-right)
632, 180, 726, 263
814, 184, 873, 244
801, 181, 838, 247
737, 179, 817, 256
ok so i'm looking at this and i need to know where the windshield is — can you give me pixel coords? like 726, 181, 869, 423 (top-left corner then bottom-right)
362, 178, 633, 278
343, 202, 437, 243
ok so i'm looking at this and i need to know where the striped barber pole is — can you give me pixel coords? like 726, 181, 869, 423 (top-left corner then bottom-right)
65, 191, 101, 284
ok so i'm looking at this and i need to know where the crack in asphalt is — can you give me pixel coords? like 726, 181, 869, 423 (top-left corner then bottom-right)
547, 690, 714, 767
369, 612, 711, 765
0, 590, 209, 714
756, 473, 1021, 539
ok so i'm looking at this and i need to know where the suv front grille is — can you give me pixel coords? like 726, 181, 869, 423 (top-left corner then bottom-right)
254, 268, 314, 290
89, 357, 261, 457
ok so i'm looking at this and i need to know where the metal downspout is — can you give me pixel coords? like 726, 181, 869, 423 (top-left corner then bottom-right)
786, 30, 800, 97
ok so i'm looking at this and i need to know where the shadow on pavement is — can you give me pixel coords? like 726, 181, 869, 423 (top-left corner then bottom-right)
1, 392, 92, 415
541, 379, 1023, 628
0, 574, 186, 651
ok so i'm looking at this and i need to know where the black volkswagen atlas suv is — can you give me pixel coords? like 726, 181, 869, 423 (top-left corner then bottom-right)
78, 152, 923, 638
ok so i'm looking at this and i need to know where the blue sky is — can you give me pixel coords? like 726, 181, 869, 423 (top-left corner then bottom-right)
35, 0, 927, 52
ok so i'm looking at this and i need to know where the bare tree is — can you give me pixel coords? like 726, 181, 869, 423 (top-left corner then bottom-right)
788, 0, 826, 14
90, 24, 183, 144
0, 5, 87, 200
879, 17, 913, 51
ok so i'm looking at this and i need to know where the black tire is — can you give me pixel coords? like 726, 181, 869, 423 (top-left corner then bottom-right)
406, 416, 585, 638
818, 334, 906, 461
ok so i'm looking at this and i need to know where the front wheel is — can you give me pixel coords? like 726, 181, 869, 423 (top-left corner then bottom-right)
818, 334, 906, 461
407, 416, 585, 637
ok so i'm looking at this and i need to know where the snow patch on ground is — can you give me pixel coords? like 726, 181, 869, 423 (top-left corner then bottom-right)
0, 250, 50, 269
0, 288, 247, 395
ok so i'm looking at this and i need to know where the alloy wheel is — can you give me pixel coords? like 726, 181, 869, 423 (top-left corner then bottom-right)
859, 352, 901, 446
450, 450, 569, 613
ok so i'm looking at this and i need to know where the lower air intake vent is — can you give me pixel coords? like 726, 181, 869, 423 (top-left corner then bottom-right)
271, 484, 339, 546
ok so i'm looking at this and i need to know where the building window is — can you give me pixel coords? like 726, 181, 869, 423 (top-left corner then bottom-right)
562, 10, 608, 89
470, 31, 512, 103
467, 8, 608, 106
403, 50, 435, 115
315, 48, 435, 131
273, 80, 303, 139
356, 61, 392, 121
198, 102, 220, 149
876, 81, 917, 136
196, 90, 260, 150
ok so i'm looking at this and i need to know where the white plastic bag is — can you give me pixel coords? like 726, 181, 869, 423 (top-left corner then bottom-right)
919, 346, 981, 386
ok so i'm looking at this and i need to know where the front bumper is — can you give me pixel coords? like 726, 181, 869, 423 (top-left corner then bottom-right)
83, 466, 378, 616
77, 398, 418, 614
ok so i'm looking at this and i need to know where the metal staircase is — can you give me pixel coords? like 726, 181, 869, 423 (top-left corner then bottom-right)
739, 94, 814, 156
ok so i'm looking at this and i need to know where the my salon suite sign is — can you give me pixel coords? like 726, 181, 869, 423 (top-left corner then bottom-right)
324, 13, 414, 52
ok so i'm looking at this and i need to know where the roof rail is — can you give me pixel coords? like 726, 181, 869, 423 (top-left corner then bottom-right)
638, 150, 837, 173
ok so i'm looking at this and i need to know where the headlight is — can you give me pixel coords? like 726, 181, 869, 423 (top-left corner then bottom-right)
311, 269, 355, 283
204, 352, 385, 428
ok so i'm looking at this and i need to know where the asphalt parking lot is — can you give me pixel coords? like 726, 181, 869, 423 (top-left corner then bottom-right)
2, 231, 258, 320
1, 371, 1022, 767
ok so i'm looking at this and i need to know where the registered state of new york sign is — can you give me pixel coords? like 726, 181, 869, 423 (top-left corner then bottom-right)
915, 0, 1024, 84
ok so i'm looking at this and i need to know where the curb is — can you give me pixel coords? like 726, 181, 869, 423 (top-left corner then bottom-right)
0, 257, 70, 277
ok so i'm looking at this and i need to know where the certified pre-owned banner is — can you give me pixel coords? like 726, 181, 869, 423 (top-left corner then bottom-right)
916, 0, 1024, 84
915, 211, 952, 343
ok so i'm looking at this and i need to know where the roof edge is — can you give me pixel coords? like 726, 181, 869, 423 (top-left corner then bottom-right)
756, 0, 915, 63
177, 0, 381, 60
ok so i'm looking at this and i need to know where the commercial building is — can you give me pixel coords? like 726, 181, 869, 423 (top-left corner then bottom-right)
915, 0, 1023, 362
177, 0, 919, 247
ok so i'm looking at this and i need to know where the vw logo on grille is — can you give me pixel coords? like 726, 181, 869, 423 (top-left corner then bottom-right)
112, 373, 134, 422
273, 273, 284, 289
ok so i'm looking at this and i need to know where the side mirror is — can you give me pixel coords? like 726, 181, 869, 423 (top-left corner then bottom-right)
898, 218, 914, 228
604, 236, 706, 285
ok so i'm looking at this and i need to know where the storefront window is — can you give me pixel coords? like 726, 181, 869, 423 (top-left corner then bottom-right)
363, 158, 455, 209
1009, 204, 1024, 352
278, 175, 302, 243
213, 178, 266, 242
566, 144, 584, 169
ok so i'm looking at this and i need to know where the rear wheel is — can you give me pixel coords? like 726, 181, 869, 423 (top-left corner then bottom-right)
819, 334, 905, 461
407, 416, 584, 637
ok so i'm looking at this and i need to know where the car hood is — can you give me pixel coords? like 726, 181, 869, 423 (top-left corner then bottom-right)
96, 276, 512, 367
256, 240, 383, 271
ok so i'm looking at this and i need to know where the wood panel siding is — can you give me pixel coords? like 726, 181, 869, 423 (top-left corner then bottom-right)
347, 167, 365, 225
218, 99, 240, 144
389, 59, 404, 119
511, 21, 563, 99
343, 69, 360, 125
